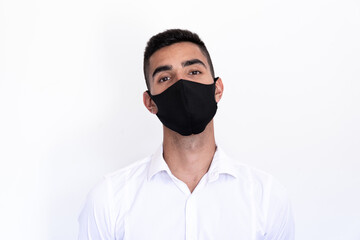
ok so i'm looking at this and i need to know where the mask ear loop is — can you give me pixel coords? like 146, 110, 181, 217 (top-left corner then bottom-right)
213, 77, 220, 101
146, 90, 153, 99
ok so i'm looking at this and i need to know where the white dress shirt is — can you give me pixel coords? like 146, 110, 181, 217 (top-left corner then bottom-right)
78, 145, 294, 240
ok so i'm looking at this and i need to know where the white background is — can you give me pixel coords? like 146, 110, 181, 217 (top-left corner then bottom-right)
1, 0, 359, 239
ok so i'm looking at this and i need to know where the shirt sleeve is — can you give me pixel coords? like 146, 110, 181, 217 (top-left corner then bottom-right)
78, 177, 115, 240
264, 178, 295, 240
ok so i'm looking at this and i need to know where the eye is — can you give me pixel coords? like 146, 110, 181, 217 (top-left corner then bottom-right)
159, 76, 170, 83
189, 70, 201, 75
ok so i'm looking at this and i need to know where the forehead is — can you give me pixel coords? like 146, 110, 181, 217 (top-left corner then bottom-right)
148, 42, 208, 72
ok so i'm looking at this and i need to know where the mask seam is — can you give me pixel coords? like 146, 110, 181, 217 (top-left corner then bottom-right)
180, 80, 192, 134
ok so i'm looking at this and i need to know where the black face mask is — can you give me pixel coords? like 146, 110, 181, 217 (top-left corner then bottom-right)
147, 78, 218, 136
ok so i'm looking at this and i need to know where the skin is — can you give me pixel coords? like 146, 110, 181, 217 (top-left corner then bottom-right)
143, 42, 224, 193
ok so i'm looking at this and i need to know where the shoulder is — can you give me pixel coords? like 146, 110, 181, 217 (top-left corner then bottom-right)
226, 155, 294, 238
225, 153, 291, 211
78, 157, 152, 239
227, 155, 276, 192
84, 156, 153, 211
105, 156, 152, 191
109, 156, 152, 178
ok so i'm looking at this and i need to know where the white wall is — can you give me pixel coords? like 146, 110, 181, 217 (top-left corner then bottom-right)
1, 0, 359, 239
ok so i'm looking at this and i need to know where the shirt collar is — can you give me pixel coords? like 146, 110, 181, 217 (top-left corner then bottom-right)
147, 144, 171, 180
147, 144, 238, 181
205, 145, 239, 182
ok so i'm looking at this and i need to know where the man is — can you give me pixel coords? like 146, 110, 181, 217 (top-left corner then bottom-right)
78, 29, 295, 239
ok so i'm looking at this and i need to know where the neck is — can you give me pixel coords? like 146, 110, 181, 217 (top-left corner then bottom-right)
162, 121, 216, 193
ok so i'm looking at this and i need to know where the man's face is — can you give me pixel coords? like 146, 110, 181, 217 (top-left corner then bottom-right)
147, 42, 214, 95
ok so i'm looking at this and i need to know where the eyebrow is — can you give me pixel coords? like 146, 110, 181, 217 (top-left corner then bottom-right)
182, 59, 207, 68
152, 65, 172, 78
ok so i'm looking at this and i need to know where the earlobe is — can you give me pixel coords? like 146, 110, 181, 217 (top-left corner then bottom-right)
143, 91, 158, 114
214, 77, 224, 103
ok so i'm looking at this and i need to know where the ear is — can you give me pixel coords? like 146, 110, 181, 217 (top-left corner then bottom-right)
143, 91, 158, 114
214, 77, 224, 103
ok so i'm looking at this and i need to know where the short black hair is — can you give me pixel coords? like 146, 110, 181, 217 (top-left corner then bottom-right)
143, 29, 215, 90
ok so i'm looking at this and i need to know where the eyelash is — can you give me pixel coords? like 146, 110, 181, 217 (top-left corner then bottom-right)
159, 76, 170, 83
189, 70, 201, 75
158, 70, 202, 83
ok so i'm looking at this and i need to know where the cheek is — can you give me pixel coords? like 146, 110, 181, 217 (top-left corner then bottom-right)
151, 82, 171, 95
188, 71, 213, 84
202, 73, 215, 84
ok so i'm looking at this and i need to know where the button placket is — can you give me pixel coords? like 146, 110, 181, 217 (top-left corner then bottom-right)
185, 195, 198, 240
